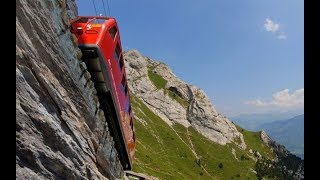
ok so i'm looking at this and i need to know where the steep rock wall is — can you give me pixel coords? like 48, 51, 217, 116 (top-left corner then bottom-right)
16, 0, 122, 179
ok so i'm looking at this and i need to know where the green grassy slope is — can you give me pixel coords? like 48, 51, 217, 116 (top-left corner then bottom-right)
235, 125, 274, 159
131, 94, 276, 179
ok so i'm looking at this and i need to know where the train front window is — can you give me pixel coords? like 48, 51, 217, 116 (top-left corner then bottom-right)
91, 19, 106, 24
75, 18, 106, 24
75, 18, 89, 23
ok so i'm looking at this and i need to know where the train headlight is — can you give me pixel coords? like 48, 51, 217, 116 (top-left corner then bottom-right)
76, 27, 83, 35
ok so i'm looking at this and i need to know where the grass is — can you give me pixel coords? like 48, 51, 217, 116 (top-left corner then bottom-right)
180, 126, 257, 179
148, 66, 167, 89
235, 125, 275, 159
130, 94, 277, 179
131, 95, 206, 179
131, 62, 276, 179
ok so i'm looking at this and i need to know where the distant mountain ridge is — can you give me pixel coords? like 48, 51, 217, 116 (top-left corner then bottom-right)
260, 114, 304, 159
230, 111, 302, 131
231, 113, 304, 159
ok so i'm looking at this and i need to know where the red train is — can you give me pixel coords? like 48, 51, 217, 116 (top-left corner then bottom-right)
70, 16, 135, 170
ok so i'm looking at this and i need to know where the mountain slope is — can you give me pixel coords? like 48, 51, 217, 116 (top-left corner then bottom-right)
124, 50, 246, 149
131, 94, 270, 179
124, 50, 304, 179
260, 114, 304, 158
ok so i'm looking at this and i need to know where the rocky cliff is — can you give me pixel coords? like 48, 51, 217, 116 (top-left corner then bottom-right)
124, 50, 246, 149
16, 0, 123, 179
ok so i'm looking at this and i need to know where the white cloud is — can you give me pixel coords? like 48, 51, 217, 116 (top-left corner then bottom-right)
244, 88, 304, 109
277, 34, 287, 39
264, 18, 280, 32
271, 88, 304, 107
263, 18, 287, 40
244, 99, 268, 107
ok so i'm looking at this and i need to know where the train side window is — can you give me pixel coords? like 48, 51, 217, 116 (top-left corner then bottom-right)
119, 55, 124, 70
126, 101, 130, 113
121, 75, 127, 95
114, 51, 118, 62
109, 26, 117, 40
114, 43, 121, 62
128, 104, 131, 114
124, 84, 128, 95
133, 132, 136, 142
130, 117, 133, 130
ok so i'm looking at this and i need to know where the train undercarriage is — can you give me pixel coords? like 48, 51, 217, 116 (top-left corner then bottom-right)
80, 46, 131, 170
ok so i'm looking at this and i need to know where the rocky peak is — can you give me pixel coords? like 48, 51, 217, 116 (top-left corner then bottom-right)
187, 86, 245, 148
125, 50, 148, 70
124, 50, 246, 149
261, 130, 272, 145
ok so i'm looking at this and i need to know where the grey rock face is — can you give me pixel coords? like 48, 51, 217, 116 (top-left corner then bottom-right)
187, 86, 246, 148
261, 130, 272, 146
125, 50, 155, 95
153, 63, 191, 101
124, 50, 189, 127
16, 0, 122, 179
124, 50, 246, 149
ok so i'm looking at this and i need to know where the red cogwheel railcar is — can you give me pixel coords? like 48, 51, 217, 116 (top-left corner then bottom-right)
70, 16, 135, 170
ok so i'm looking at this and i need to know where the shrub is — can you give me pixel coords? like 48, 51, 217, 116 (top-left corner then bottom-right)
218, 163, 223, 169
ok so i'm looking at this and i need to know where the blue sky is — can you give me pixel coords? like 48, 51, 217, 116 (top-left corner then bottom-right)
76, 0, 304, 117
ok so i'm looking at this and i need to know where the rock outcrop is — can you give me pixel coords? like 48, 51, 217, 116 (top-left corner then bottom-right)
124, 50, 246, 149
16, 0, 122, 179
261, 130, 272, 145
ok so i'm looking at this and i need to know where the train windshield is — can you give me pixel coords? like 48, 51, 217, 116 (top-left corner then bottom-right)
75, 17, 107, 24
